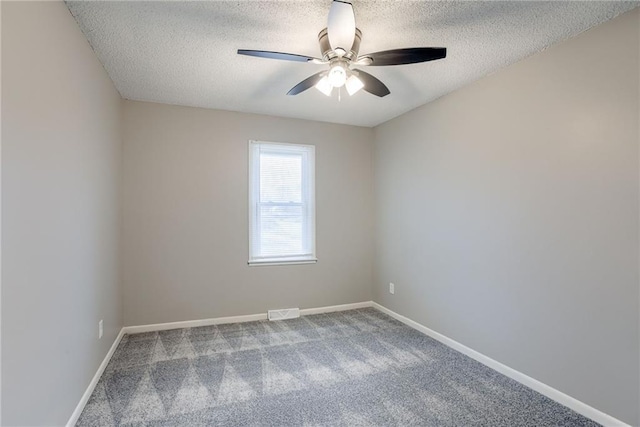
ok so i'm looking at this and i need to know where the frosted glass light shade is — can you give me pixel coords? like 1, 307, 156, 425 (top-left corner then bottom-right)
345, 75, 364, 95
328, 65, 347, 87
315, 76, 333, 96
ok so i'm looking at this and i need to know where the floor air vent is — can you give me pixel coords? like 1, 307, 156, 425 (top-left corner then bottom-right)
268, 308, 300, 321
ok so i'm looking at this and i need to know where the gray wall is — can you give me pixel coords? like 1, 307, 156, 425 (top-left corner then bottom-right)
122, 101, 374, 326
1, 2, 123, 425
373, 8, 639, 426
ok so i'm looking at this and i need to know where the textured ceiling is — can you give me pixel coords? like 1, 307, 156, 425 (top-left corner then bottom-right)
66, 1, 638, 127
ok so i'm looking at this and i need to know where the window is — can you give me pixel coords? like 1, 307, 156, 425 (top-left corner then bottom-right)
248, 141, 316, 265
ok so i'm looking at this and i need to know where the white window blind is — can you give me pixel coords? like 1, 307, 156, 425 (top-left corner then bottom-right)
249, 141, 316, 265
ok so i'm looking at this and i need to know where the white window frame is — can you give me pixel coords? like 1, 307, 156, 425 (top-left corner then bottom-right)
248, 140, 316, 266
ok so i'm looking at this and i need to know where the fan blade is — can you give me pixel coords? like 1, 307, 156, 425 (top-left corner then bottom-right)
359, 47, 446, 66
327, 1, 356, 51
287, 72, 326, 95
237, 49, 318, 63
353, 69, 390, 97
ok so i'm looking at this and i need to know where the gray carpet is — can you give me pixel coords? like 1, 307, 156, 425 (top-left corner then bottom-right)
77, 308, 599, 426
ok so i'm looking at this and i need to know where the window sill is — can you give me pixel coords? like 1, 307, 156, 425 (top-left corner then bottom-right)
248, 258, 317, 267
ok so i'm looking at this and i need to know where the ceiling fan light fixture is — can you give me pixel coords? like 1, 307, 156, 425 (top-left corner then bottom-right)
345, 74, 364, 96
328, 64, 347, 87
238, 1, 447, 98
315, 76, 333, 96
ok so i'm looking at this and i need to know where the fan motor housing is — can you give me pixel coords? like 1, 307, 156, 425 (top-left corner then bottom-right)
318, 27, 362, 61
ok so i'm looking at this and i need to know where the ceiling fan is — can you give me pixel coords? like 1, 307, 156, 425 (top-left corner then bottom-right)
237, 0, 447, 98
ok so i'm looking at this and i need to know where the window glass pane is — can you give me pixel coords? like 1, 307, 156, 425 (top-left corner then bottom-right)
259, 204, 304, 256
260, 152, 302, 203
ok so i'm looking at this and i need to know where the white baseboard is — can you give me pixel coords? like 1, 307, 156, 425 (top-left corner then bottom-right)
66, 328, 125, 427
122, 301, 373, 334
300, 300, 372, 316
372, 302, 630, 427
122, 312, 267, 334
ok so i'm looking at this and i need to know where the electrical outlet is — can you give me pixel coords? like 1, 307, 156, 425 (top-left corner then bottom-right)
389, 282, 395, 295
99, 319, 103, 339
